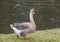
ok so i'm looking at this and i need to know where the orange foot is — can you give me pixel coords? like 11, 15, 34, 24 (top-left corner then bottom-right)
16, 35, 19, 39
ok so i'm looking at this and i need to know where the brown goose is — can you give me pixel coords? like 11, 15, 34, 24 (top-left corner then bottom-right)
10, 8, 37, 39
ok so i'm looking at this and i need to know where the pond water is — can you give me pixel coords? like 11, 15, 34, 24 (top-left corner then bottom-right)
0, 0, 60, 33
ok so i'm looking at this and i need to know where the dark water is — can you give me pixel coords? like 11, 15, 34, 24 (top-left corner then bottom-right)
0, 0, 60, 33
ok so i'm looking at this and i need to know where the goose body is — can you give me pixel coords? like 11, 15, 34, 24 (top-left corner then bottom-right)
10, 8, 37, 39
10, 22, 35, 36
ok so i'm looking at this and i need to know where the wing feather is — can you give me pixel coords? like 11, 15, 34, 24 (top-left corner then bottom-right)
12, 22, 31, 30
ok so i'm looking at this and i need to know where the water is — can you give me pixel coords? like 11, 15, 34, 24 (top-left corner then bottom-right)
0, 0, 60, 33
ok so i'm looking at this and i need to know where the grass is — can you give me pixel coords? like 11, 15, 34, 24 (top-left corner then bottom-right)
0, 28, 60, 42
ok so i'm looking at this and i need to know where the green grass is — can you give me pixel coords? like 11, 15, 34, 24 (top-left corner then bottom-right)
0, 28, 60, 42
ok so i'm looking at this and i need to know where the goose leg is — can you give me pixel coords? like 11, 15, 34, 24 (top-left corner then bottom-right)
16, 35, 19, 39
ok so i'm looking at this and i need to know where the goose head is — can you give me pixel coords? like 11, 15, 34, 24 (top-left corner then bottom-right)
30, 8, 37, 15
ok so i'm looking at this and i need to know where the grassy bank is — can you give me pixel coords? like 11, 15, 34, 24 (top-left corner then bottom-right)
0, 28, 60, 42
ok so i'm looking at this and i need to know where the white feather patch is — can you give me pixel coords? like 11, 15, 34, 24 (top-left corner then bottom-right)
10, 24, 24, 35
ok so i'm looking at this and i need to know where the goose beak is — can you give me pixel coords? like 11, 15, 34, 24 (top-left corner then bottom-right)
35, 9, 38, 12
34, 8, 38, 13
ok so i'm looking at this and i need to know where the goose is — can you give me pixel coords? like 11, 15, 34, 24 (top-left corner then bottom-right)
10, 8, 37, 40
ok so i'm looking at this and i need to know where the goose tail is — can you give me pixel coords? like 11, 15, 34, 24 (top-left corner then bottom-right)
10, 24, 13, 28
10, 24, 16, 30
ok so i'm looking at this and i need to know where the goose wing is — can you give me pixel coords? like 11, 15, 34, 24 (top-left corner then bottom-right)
13, 22, 31, 30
